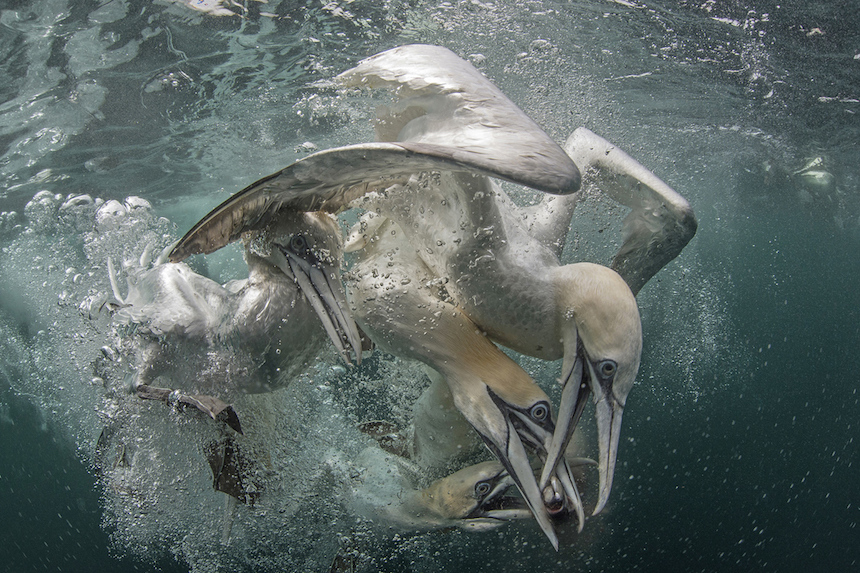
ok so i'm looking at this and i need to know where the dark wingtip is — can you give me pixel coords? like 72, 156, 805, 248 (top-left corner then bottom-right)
556, 161, 582, 195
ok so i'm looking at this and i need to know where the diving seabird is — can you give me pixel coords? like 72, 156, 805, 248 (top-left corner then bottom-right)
110, 207, 361, 402
345, 219, 577, 546
352, 413, 595, 533
168, 44, 696, 542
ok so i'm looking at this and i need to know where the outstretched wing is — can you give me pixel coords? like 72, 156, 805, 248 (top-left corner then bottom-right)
337, 44, 578, 183
169, 45, 579, 262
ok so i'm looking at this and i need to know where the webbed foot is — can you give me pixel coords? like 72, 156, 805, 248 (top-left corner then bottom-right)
205, 436, 260, 504
135, 384, 243, 434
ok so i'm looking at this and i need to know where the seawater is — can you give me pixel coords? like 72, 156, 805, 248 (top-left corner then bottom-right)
1, 0, 858, 571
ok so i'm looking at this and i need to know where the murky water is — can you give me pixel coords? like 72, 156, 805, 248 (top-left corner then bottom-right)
1, 0, 858, 571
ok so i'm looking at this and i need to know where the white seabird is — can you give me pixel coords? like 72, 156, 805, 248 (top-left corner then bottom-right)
345, 219, 577, 546
111, 207, 362, 404
350, 412, 595, 535
351, 438, 531, 533
168, 44, 696, 544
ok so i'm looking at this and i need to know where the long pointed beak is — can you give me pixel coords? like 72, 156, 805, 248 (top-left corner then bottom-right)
274, 244, 363, 365
538, 351, 589, 530
592, 390, 624, 515
480, 421, 559, 550
463, 472, 532, 530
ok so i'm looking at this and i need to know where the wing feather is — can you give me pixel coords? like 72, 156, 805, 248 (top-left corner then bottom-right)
170, 45, 580, 262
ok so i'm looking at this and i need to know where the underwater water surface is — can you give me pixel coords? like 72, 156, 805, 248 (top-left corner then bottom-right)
1, 0, 858, 571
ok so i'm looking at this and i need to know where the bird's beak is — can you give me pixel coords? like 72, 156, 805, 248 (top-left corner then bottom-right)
461, 471, 531, 531
482, 390, 560, 550
590, 372, 624, 515
540, 331, 627, 518
538, 346, 589, 530
272, 243, 363, 365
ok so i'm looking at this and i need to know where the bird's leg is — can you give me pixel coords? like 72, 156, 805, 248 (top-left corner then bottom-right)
129, 337, 244, 433
135, 383, 243, 434
132, 343, 243, 434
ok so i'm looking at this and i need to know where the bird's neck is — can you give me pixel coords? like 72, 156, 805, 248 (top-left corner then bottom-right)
432, 310, 538, 410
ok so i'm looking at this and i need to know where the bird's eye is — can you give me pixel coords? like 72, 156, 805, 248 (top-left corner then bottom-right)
474, 481, 492, 497
530, 402, 549, 421
599, 360, 617, 377
289, 234, 307, 252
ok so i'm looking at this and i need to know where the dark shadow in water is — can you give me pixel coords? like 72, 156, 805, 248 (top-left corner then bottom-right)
0, 387, 189, 573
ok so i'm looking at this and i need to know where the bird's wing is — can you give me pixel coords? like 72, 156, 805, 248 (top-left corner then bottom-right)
564, 128, 697, 295
169, 44, 579, 262
337, 44, 578, 190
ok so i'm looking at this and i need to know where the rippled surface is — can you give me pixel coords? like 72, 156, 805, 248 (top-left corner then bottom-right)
1, 0, 859, 571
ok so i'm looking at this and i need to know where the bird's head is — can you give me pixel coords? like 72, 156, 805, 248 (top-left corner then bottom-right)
440, 333, 565, 549
541, 263, 642, 517
417, 460, 530, 531
243, 210, 362, 365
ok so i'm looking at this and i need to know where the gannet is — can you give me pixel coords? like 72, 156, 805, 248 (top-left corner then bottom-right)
351, 445, 530, 533
345, 218, 580, 546
352, 412, 595, 534
358, 454, 589, 533
168, 44, 695, 541
334, 420, 596, 573
110, 206, 362, 404
334, 454, 533, 571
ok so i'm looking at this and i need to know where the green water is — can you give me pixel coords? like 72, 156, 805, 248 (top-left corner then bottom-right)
1, 0, 858, 570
